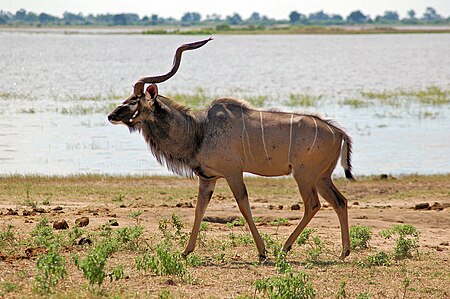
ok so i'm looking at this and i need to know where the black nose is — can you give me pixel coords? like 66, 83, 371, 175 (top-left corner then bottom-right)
107, 113, 115, 121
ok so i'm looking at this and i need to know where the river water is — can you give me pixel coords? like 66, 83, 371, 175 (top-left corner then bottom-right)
0, 31, 449, 176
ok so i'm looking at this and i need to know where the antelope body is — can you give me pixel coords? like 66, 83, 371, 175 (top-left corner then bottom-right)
108, 38, 355, 260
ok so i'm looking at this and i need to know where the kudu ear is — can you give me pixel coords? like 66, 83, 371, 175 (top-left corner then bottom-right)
146, 84, 158, 100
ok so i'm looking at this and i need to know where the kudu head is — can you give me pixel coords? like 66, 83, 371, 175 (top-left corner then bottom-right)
107, 37, 212, 130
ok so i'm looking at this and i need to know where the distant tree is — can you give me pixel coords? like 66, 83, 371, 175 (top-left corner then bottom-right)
15, 9, 27, 21
375, 10, 399, 23
383, 11, 399, 21
181, 12, 201, 24
422, 7, 441, 21
330, 14, 343, 21
309, 10, 330, 21
346, 10, 369, 23
227, 13, 243, 25
95, 14, 114, 25
38, 13, 58, 23
248, 12, 261, 23
85, 14, 95, 24
289, 10, 301, 23
151, 14, 158, 25
407, 9, 416, 19
205, 14, 222, 22
112, 13, 139, 25
113, 14, 127, 25
63, 12, 84, 24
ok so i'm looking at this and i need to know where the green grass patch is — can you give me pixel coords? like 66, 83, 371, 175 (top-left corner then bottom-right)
379, 224, 420, 259
254, 271, 316, 299
350, 225, 372, 250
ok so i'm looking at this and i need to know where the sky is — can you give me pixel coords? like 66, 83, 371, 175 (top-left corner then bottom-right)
1, 0, 449, 19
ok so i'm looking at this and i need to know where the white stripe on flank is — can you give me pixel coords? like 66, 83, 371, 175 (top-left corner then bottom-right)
308, 117, 318, 154
260, 111, 270, 159
288, 114, 294, 163
241, 106, 254, 159
325, 123, 336, 144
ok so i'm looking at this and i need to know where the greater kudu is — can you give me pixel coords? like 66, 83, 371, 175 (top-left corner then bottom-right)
108, 38, 355, 261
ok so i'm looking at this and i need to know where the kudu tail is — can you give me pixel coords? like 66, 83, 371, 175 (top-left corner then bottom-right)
341, 134, 356, 181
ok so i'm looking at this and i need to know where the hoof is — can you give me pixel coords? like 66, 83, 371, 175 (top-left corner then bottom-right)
258, 254, 267, 262
181, 252, 190, 260
340, 249, 350, 260
283, 245, 292, 253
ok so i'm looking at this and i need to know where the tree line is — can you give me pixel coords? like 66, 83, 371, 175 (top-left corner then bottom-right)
0, 7, 448, 26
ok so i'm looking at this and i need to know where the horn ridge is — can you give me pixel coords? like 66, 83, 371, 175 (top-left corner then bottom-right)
133, 37, 213, 95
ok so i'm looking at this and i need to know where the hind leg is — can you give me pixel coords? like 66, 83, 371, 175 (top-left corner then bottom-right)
317, 176, 350, 260
282, 171, 321, 253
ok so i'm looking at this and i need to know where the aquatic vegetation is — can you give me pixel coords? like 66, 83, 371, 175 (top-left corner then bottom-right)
284, 93, 323, 107
167, 87, 210, 108
246, 95, 269, 107
361, 85, 449, 106
0, 92, 32, 101
59, 102, 117, 115
19, 108, 36, 114
340, 98, 372, 108
67, 92, 129, 102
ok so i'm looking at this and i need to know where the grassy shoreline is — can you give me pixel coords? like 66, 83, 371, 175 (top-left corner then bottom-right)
1, 173, 449, 205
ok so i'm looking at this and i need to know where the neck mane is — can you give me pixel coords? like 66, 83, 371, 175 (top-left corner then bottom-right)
140, 96, 204, 177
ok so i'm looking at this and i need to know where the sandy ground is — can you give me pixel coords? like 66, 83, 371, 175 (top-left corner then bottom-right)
0, 174, 449, 298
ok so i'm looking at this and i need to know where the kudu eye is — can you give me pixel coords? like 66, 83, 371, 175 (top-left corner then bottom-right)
128, 97, 140, 105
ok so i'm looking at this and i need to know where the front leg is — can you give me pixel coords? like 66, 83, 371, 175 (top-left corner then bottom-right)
226, 174, 266, 260
182, 178, 217, 257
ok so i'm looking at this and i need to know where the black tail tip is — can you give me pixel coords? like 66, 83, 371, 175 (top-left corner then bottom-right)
345, 170, 356, 181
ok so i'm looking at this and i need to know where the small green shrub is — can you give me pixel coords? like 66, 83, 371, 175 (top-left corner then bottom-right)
227, 217, 246, 229
129, 210, 143, 224
31, 217, 58, 248
365, 251, 392, 266
22, 199, 38, 208
228, 232, 254, 247
296, 228, 316, 246
112, 192, 125, 202
135, 242, 188, 279
73, 243, 123, 286
379, 224, 419, 259
65, 226, 84, 247
186, 253, 203, 267
158, 214, 188, 244
275, 250, 291, 274
114, 226, 143, 250
158, 289, 174, 299
356, 293, 371, 299
306, 236, 324, 264
350, 226, 372, 250
0, 225, 16, 246
336, 281, 347, 298
34, 251, 67, 293
2, 282, 19, 294
197, 221, 209, 246
254, 272, 316, 299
